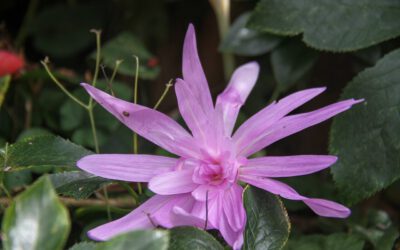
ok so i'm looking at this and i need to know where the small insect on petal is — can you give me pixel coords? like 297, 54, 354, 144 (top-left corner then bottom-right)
122, 111, 130, 117
0, 50, 24, 77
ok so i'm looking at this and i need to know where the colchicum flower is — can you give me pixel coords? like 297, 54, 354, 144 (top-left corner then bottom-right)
77, 24, 362, 249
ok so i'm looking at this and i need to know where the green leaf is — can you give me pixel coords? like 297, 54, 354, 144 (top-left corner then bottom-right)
220, 12, 282, 56
168, 227, 224, 250
93, 32, 160, 79
96, 230, 169, 250
0, 75, 11, 108
243, 186, 290, 250
271, 38, 318, 93
284, 233, 364, 250
2, 176, 70, 250
248, 0, 400, 51
69, 242, 97, 250
49, 171, 110, 199
330, 48, 400, 204
30, 3, 105, 57
16, 128, 52, 141
350, 210, 399, 250
0, 135, 91, 171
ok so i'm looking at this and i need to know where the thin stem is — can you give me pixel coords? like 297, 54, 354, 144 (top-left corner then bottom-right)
103, 186, 112, 220
107, 60, 123, 96
41, 59, 88, 109
0, 196, 136, 207
119, 182, 139, 203
209, 0, 234, 80
15, 0, 40, 48
132, 56, 139, 155
153, 79, 174, 110
90, 29, 102, 88
88, 108, 100, 153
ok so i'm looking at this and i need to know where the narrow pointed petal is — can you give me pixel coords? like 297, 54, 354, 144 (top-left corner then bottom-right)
81, 83, 200, 158
88, 195, 172, 241
175, 78, 213, 142
240, 175, 350, 218
233, 87, 326, 154
148, 169, 198, 195
239, 98, 363, 156
215, 62, 259, 136
182, 24, 214, 115
240, 155, 337, 177
222, 184, 246, 232
77, 154, 177, 182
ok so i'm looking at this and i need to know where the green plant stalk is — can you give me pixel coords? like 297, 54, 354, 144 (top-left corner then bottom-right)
119, 182, 139, 204
41, 60, 88, 109
209, 0, 234, 80
132, 56, 139, 155
153, 79, 174, 110
88, 29, 112, 220
132, 56, 142, 194
15, 0, 40, 48
107, 60, 123, 97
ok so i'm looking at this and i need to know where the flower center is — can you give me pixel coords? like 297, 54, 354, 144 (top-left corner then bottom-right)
192, 159, 237, 186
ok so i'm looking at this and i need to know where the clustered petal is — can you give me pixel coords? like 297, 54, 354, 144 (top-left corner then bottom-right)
77, 24, 362, 249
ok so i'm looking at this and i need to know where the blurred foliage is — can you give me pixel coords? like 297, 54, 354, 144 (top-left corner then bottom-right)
0, 0, 399, 249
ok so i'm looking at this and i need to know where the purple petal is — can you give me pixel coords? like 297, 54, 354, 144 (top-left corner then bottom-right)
175, 78, 214, 143
171, 206, 206, 228
222, 184, 246, 232
233, 88, 326, 154
240, 175, 350, 218
81, 83, 200, 158
88, 195, 171, 240
182, 24, 214, 116
240, 155, 337, 177
148, 169, 198, 195
304, 199, 350, 218
215, 62, 259, 136
77, 154, 176, 182
151, 194, 198, 228
238, 98, 363, 156
217, 195, 245, 249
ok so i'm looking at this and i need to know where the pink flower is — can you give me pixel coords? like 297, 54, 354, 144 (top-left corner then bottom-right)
77, 24, 362, 249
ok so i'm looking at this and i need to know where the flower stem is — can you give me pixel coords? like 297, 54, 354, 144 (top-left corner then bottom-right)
209, 0, 234, 80
132, 56, 139, 155
41, 59, 88, 109
153, 79, 174, 110
87, 107, 100, 153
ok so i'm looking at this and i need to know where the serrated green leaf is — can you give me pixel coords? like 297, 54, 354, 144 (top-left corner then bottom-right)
93, 32, 160, 79
248, 0, 400, 51
49, 171, 110, 199
284, 233, 364, 250
168, 227, 224, 250
2, 176, 70, 250
220, 12, 282, 56
0, 135, 91, 171
0, 75, 11, 108
96, 230, 169, 250
330, 48, 400, 204
243, 186, 290, 250
271, 38, 318, 93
